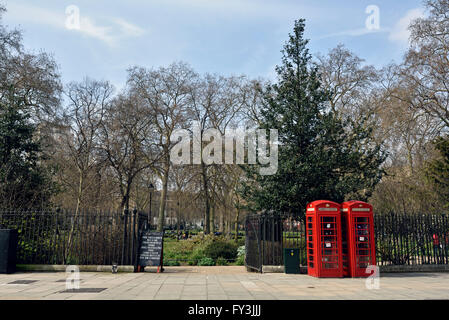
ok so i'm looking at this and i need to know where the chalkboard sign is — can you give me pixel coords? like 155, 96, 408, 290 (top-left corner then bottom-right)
137, 230, 164, 272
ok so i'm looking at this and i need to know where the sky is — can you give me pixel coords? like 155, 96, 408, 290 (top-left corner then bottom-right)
1, 0, 426, 90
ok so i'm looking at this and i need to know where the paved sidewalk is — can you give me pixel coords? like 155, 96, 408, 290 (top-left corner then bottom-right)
0, 266, 448, 300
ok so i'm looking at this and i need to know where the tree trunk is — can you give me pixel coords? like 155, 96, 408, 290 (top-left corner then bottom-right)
220, 208, 225, 234
157, 161, 170, 232
201, 162, 211, 234
176, 201, 180, 241
65, 172, 83, 264
210, 202, 215, 234
234, 207, 240, 243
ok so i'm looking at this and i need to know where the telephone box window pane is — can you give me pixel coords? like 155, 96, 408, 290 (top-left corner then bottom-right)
357, 243, 369, 249
323, 229, 336, 236
358, 256, 371, 262
322, 256, 338, 263
323, 249, 335, 256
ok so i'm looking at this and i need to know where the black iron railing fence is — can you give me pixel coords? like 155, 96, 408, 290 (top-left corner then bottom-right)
374, 212, 449, 266
2, 209, 448, 268
0, 209, 149, 265
245, 212, 449, 272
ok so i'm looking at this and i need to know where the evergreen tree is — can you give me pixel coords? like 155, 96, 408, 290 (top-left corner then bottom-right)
240, 20, 386, 217
425, 136, 449, 209
0, 91, 56, 208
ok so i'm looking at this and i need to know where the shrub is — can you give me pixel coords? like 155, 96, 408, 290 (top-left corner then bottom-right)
236, 238, 245, 247
203, 239, 237, 260
237, 245, 245, 257
197, 257, 215, 266
216, 257, 228, 266
235, 254, 245, 266
164, 260, 181, 266
190, 250, 207, 266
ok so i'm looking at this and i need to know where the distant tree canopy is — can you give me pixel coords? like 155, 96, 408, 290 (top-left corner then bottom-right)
239, 20, 386, 217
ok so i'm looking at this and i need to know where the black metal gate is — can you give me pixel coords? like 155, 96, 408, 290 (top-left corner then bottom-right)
245, 214, 262, 272
245, 213, 306, 272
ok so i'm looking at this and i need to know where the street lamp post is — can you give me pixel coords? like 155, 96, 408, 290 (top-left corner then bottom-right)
148, 183, 155, 228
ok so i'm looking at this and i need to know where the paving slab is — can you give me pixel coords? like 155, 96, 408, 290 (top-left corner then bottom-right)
0, 267, 448, 300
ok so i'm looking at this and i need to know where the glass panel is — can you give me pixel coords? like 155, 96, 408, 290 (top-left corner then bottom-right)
322, 256, 338, 263
322, 263, 338, 269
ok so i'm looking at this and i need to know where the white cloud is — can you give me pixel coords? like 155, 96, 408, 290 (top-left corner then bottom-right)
388, 8, 425, 45
5, 3, 145, 47
318, 27, 389, 40
111, 18, 145, 38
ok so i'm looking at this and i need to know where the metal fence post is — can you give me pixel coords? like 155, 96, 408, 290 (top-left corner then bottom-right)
122, 209, 129, 265
131, 208, 137, 266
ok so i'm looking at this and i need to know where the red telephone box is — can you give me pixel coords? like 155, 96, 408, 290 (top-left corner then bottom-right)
306, 200, 343, 278
341, 201, 376, 277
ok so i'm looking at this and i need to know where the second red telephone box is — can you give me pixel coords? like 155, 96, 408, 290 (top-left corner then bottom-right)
306, 200, 343, 278
341, 201, 376, 277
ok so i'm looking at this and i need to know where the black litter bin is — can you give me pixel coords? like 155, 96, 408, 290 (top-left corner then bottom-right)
284, 248, 300, 274
0, 229, 18, 274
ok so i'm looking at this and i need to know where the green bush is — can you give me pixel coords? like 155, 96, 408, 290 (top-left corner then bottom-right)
197, 257, 215, 266
216, 257, 228, 266
236, 238, 245, 247
190, 249, 207, 266
235, 254, 245, 266
203, 239, 237, 260
163, 234, 241, 266
237, 245, 245, 257
164, 260, 181, 266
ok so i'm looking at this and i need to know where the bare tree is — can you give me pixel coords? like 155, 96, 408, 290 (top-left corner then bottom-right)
61, 78, 113, 212
403, 0, 449, 128
316, 44, 380, 120
127, 62, 195, 232
58, 78, 113, 262
100, 90, 160, 212
188, 74, 250, 233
